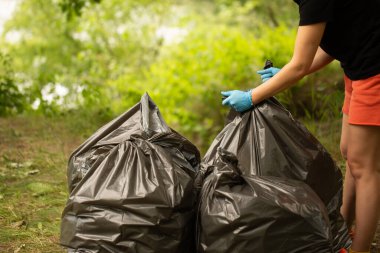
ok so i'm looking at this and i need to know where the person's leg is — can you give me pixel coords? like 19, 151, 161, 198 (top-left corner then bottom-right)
346, 124, 380, 251
340, 114, 356, 230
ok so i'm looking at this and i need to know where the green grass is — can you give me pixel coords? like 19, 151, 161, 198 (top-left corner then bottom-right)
0, 114, 346, 252
0, 115, 85, 252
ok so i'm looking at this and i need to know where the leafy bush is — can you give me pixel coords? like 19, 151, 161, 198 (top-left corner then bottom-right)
111, 21, 300, 151
1, 0, 345, 151
0, 53, 24, 116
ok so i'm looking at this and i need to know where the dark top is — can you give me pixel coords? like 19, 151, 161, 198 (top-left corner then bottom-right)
294, 0, 380, 80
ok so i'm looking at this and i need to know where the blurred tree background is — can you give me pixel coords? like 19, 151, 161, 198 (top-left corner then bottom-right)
0, 0, 345, 151
0, 0, 355, 252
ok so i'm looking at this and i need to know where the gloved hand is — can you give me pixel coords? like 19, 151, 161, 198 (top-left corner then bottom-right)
221, 90, 253, 112
257, 67, 281, 82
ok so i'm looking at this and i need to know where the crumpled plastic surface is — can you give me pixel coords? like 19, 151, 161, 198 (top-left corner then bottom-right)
197, 98, 351, 252
60, 93, 200, 253
197, 149, 333, 253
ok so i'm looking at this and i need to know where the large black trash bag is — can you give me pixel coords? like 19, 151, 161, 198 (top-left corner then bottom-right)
60, 93, 201, 253
196, 148, 334, 253
200, 98, 351, 251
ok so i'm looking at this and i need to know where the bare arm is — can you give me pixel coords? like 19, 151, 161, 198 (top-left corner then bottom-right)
307, 46, 334, 75
252, 23, 329, 104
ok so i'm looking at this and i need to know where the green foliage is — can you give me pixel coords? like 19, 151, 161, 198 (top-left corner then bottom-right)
254, 0, 298, 27
0, 53, 24, 116
60, 0, 101, 19
2, 0, 171, 115
112, 26, 257, 149
299, 64, 345, 121
59, 0, 162, 19
1, 0, 345, 150
111, 19, 300, 151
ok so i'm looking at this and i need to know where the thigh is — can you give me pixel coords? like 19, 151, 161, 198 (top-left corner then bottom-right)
340, 114, 349, 160
347, 124, 380, 174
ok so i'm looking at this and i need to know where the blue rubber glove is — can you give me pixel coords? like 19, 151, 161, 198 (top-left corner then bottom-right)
257, 67, 281, 82
221, 90, 253, 112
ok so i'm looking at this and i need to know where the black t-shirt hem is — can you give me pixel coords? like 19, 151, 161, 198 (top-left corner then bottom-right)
344, 69, 380, 81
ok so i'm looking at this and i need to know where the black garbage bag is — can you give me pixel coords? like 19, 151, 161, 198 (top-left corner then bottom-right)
196, 149, 333, 253
60, 93, 201, 253
199, 98, 351, 252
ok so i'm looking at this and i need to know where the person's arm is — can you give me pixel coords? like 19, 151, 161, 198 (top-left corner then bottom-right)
306, 46, 334, 75
257, 47, 333, 82
251, 22, 328, 104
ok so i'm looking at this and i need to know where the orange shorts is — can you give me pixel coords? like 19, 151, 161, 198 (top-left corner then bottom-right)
342, 73, 380, 126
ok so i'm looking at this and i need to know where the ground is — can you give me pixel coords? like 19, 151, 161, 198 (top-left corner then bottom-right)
0, 116, 82, 253
0, 115, 378, 252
